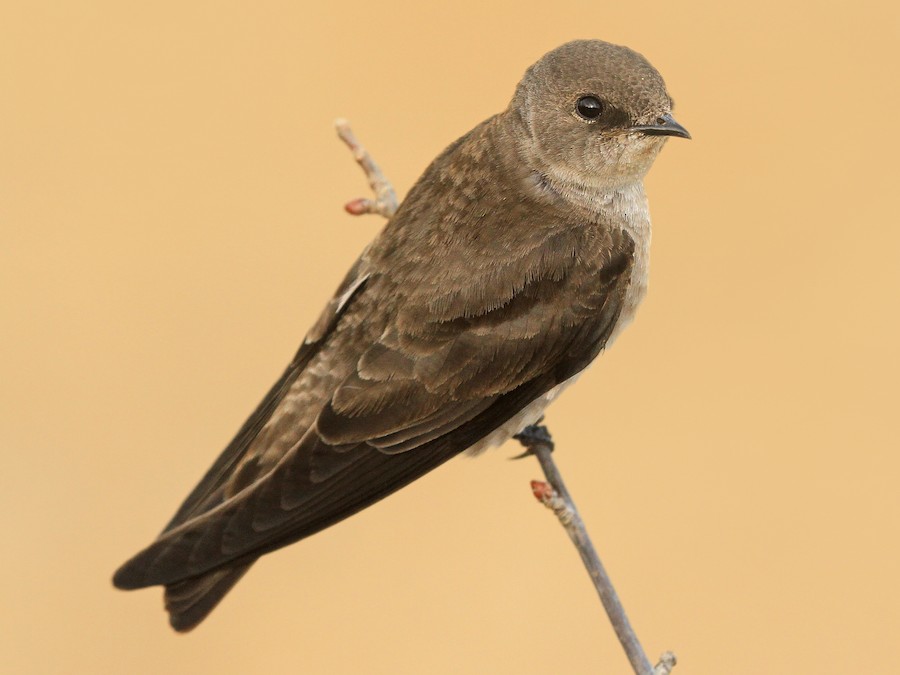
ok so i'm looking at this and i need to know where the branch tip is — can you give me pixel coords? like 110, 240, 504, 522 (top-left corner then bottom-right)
334, 118, 398, 219
344, 198, 374, 215
653, 651, 677, 675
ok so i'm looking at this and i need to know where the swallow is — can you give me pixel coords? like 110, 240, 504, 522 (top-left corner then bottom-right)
113, 39, 689, 631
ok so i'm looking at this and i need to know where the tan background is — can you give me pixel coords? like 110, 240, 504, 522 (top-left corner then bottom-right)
2, 1, 898, 673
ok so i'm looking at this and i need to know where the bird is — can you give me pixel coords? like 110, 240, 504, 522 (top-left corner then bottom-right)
112, 39, 690, 632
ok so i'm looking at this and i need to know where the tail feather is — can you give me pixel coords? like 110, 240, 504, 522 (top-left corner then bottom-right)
164, 562, 254, 632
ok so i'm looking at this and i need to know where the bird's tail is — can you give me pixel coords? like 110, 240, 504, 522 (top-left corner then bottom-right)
163, 562, 254, 632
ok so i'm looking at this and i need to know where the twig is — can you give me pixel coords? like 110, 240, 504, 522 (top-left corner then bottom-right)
333, 121, 675, 675
515, 425, 676, 675
335, 119, 398, 218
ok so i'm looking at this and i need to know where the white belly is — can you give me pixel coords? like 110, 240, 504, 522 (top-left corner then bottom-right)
465, 375, 581, 455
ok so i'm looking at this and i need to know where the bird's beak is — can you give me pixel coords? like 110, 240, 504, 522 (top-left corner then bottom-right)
631, 113, 691, 140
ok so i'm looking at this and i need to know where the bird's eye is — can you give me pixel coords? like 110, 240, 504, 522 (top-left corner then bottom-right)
575, 96, 603, 120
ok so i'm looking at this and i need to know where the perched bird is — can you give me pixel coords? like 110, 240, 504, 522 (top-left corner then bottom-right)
113, 39, 689, 631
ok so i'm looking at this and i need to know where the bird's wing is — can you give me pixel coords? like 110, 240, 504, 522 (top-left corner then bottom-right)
113, 222, 634, 591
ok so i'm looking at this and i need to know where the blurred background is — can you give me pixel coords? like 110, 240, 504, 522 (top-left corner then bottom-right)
1, 1, 898, 673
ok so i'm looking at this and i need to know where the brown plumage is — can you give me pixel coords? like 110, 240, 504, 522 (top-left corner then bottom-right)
113, 39, 688, 631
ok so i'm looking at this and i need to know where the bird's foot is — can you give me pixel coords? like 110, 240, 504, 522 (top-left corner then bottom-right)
511, 423, 555, 459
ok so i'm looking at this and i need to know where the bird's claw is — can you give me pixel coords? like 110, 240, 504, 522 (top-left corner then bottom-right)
511, 423, 555, 459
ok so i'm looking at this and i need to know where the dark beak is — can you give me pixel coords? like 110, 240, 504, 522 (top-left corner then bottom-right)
632, 113, 691, 139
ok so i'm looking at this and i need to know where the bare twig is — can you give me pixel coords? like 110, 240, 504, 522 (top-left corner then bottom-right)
516, 425, 676, 675
333, 121, 675, 675
335, 119, 398, 218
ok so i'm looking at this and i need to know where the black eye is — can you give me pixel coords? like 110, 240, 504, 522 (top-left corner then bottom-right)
576, 96, 603, 120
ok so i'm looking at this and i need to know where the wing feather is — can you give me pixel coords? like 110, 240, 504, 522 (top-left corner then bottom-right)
112, 231, 634, 590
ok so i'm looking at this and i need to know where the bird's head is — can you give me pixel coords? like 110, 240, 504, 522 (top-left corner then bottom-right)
508, 40, 689, 191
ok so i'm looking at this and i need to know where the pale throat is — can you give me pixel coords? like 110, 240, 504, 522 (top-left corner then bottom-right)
533, 164, 651, 244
